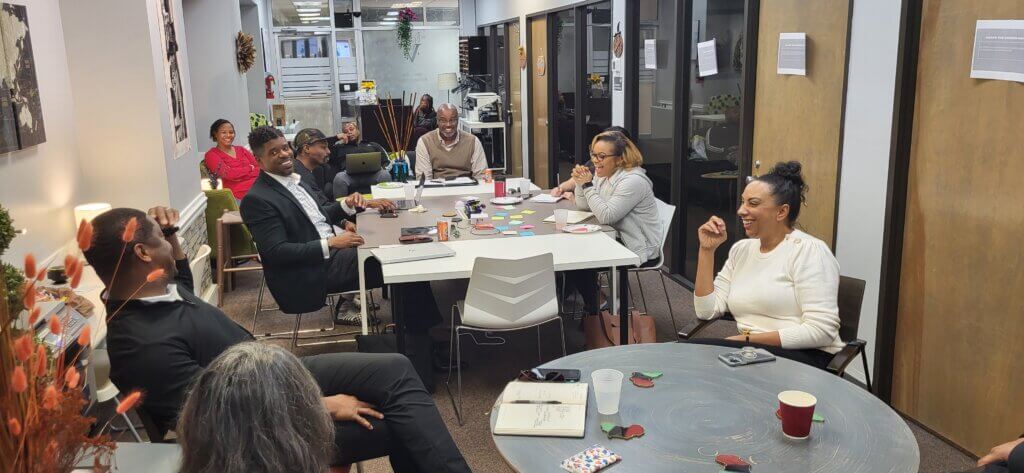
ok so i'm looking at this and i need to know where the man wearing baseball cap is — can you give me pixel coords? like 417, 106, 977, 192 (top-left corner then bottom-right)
292, 128, 343, 198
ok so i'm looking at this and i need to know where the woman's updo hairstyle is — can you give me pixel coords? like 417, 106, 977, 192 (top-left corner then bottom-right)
209, 119, 233, 141
755, 161, 807, 226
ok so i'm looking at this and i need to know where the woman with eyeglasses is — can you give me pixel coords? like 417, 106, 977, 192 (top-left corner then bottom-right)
563, 130, 662, 317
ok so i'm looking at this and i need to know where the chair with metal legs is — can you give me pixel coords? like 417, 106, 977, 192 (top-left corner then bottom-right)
627, 199, 679, 333
89, 348, 143, 442
446, 253, 565, 425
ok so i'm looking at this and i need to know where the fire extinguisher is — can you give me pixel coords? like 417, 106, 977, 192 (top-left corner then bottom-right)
265, 74, 276, 99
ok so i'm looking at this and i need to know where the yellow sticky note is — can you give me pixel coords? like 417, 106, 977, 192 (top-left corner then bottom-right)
511, 215, 524, 219
492, 216, 505, 220
521, 210, 536, 215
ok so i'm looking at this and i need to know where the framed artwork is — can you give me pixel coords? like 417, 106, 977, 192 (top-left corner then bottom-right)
156, 0, 190, 157
0, 3, 46, 153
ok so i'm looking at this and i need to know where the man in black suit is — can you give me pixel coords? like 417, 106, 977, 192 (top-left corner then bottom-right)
240, 126, 440, 329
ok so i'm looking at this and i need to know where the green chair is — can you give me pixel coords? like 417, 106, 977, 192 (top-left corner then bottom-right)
203, 188, 258, 306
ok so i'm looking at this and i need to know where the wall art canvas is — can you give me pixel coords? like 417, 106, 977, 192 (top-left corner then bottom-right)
156, 0, 190, 157
0, 3, 46, 153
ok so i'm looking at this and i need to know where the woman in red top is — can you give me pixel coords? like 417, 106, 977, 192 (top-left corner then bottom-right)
204, 119, 259, 201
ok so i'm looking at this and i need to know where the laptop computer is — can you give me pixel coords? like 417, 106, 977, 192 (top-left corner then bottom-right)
372, 242, 455, 264
394, 174, 426, 210
346, 152, 384, 175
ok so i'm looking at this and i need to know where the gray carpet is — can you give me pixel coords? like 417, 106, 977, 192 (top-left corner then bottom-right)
205, 268, 975, 472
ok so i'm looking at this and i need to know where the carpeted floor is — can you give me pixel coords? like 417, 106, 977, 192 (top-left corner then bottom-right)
174, 268, 976, 472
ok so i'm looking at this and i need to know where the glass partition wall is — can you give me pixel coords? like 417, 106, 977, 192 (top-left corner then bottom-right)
269, 0, 460, 134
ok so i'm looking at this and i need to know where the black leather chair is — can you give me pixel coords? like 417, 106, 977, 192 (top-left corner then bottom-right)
678, 275, 872, 391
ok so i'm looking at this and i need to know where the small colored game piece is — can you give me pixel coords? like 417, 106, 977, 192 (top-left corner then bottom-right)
623, 424, 645, 439
813, 414, 825, 423
522, 209, 536, 214
640, 371, 663, 378
715, 454, 751, 472
600, 422, 616, 433
606, 426, 625, 439
629, 375, 654, 388
520, 231, 536, 236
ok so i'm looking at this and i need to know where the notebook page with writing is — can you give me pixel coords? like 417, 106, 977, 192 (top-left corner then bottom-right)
493, 382, 589, 437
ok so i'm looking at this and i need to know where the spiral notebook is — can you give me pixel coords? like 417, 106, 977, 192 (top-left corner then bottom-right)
493, 381, 589, 438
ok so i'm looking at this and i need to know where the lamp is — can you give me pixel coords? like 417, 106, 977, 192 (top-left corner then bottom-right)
74, 203, 112, 227
437, 72, 458, 104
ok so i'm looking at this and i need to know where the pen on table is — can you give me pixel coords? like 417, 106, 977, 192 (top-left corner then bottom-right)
511, 400, 562, 405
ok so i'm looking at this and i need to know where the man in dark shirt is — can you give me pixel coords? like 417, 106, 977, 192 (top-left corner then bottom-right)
84, 206, 470, 472
291, 127, 336, 198
314, 121, 391, 197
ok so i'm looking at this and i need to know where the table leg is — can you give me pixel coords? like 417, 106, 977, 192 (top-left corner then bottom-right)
618, 266, 630, 345
357, 249, 369, 336
392, 284, 406, 354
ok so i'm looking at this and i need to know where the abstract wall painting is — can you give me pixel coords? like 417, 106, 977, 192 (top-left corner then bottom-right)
0, 3, 46, 153
156, 0, 190, 157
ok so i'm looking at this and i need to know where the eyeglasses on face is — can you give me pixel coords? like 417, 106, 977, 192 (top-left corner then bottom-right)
589, 152, 620, 161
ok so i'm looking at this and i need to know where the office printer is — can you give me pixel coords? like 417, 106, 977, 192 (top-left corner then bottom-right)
464, 92, 500, 122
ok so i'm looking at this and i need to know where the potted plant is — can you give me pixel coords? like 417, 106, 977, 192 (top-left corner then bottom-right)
396, 7, 417, 60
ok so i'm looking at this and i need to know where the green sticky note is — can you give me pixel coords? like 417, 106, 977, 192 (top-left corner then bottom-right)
501, 205, 516, 210
509, 220, 523, 225
521, 209, 536, 215
641, 371, 663, 379
813, 414, 825, 423
492, 216, 505, 220
511, 214, 524, 219
601, 422, 616, 433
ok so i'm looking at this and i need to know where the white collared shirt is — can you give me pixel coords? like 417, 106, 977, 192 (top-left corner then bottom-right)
136, 284, 184, 303
266, 171, 356, 259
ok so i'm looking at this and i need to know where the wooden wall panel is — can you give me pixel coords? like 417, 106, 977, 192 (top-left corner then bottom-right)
508, 23, 524, 177
751, 0, 850, 247
529, 17, 551, 188
892, 0, 1024, 456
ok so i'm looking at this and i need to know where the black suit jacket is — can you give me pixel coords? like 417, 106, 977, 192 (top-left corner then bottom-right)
240, 171, 351, 313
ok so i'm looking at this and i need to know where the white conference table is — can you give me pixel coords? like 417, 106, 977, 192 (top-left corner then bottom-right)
356, 182, 641, 353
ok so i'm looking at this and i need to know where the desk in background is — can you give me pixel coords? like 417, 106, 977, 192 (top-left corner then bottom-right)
459, 118, 507, 172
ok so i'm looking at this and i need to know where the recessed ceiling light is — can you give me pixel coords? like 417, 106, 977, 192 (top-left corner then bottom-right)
298, 12, 319, 16
296, 7, 320, 12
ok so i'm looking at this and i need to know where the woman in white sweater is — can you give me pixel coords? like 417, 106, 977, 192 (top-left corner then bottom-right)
691, 161, 844, 369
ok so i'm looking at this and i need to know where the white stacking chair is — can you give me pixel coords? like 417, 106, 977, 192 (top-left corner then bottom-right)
447, 253, 565, 425
628, 199, 678, 333
189, 244, 212, 285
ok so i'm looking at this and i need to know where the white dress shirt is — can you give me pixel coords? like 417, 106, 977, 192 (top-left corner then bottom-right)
266, 171, 356, 259
414, 129, 488, 179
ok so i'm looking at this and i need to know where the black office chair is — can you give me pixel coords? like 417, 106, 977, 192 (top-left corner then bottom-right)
678, 275, 871, 392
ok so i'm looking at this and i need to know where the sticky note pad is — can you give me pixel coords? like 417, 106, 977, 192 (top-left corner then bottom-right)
519, 231, 535, 236
511, 214, 524, 219
502, 230, 518, 236
492, 216, 505, 220
520, 224, 535, 230
496, 226, 510, 231
501, 205, 516, 210
521, 210, 536, 215
509, 220, 523, 225
495, 212, 509, 216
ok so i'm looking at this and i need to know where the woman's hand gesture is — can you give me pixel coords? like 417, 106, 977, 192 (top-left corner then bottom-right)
698, 216, 728, 251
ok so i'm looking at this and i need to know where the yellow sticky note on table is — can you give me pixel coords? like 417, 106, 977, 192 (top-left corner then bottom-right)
492, 216, 505, 220
521, 210, 536, 215
511, 214, 524, 219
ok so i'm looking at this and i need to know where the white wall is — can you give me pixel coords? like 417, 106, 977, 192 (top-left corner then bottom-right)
834, 0, 903, 384
0, 0, 82, 265
240, 1, 269, 117
182, 0, 253, 151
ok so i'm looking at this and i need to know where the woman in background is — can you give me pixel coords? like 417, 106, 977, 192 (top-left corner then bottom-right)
177, 342, 335, 473
413, 94, 437, 131
203, 119, 259, 202
690, 161, 844, 369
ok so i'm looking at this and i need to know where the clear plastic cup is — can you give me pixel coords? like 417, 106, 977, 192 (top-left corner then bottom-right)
404, 182, 416, 201
554, 209, 569, 231
591, 369, 624, 415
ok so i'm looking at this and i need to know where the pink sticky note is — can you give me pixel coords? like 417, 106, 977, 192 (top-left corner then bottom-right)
520, 224, 535, 230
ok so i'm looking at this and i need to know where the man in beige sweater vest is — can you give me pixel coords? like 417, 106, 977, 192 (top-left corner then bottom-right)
414, 103, 488, 179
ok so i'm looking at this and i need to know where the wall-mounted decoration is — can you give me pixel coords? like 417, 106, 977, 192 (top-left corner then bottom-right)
0, 3, 46, 153
536, 55, 546, 76
236, 31, 256, 73
156, 0, 190, 157
518, 46, 526, 70
612, 22, 624, 58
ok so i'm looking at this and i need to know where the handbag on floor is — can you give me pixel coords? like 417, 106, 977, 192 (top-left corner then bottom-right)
583, 309, 657, 349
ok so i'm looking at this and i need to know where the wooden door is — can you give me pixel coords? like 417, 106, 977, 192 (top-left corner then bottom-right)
751, 0, 850, 247
508, 22, 524, 177
891, 0, 1024, 455
529, 16, 551, 188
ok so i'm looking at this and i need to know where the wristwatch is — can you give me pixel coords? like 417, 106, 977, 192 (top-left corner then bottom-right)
582, 182, 594, 190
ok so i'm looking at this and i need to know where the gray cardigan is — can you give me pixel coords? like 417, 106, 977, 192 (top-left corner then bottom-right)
575, 167, 662, 263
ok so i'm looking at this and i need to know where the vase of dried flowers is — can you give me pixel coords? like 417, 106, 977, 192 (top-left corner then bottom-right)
374, 92, 420, 182
2, 217, 152, 471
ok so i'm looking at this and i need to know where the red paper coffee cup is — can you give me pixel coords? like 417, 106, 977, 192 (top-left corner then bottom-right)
494, 179, 506, 197
778, 390, 817, 440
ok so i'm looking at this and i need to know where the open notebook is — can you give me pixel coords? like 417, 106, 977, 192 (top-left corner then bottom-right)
543, 211, 594, 225
493, 381, 589, 438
